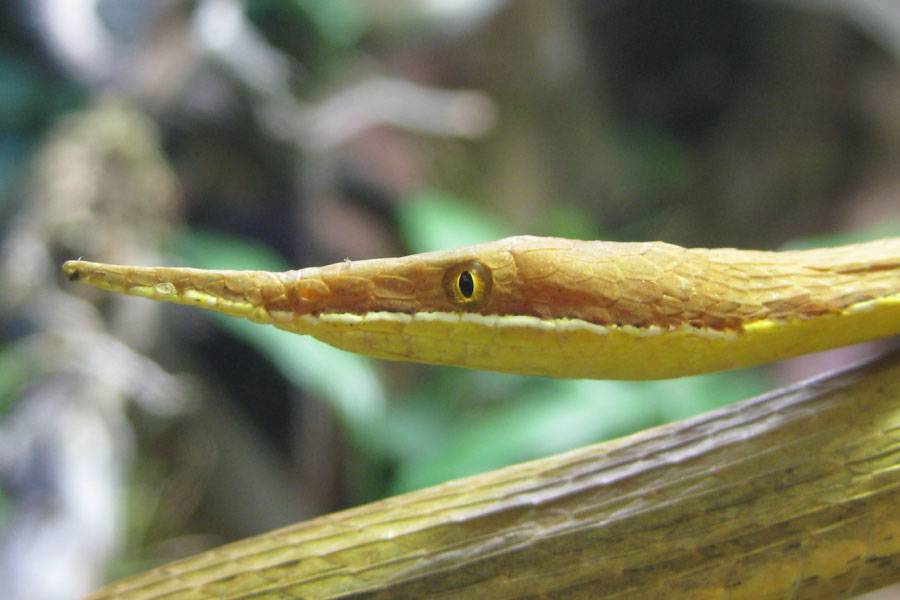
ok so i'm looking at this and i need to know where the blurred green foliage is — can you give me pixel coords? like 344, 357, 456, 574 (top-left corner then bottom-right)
0, 346, 27, 420
244, 0, 365, 75
782, 222, 900, 250
397, 190, 512, 252
0, 345, 29, 525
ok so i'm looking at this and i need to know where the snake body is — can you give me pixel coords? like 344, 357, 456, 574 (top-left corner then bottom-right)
63, 236, 900, 379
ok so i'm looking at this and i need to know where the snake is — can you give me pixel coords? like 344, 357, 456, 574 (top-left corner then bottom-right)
63, 235, 900, 379
61, 235, 900, 597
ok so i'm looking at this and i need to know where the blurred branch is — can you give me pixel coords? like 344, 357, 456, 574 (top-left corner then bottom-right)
193, 0, 495, 150
193, 0, 294, 96
263, 77, 497, 151
842, 0, 900, 60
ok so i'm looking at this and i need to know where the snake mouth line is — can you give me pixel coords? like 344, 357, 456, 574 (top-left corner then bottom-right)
299, 311, 744, 339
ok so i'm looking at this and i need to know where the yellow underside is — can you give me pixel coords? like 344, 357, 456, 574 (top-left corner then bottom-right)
280, 295, 900, 380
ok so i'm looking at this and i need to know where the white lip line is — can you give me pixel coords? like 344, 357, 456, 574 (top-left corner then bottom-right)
301, 310, 742, 340
300, 293, 900, 333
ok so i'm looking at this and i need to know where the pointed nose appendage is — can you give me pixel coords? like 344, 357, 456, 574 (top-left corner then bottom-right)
61, 260, 296, 325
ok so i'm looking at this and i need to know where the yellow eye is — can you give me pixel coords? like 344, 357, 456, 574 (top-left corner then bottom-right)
443, 261, 492, 307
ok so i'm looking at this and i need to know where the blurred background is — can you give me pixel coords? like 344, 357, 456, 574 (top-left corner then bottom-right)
1, 1, 899, 598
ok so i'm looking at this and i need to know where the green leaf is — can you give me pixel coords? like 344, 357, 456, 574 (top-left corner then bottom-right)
389, 367, 771, 493
397, 190, 511, 252
542, 205, 602, 241
172, 229, 288, 271
296, 0, 366, 48
648, 370, 771, 423
0, 344, 27, 417
0, 487, 8, 529
781, 223, 900, 251
390, 376, 658, 493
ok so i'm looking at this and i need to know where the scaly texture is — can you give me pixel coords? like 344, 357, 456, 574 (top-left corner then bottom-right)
86, 350, 900, 599
62, 236, 900, 379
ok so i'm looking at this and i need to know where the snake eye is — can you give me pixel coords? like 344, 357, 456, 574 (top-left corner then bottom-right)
443, 261, 491, 307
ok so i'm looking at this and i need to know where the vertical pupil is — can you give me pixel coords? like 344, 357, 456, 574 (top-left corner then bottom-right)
458, 270, 475, 298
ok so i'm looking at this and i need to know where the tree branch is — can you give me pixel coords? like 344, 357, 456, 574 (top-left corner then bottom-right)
91, 349, 900, 599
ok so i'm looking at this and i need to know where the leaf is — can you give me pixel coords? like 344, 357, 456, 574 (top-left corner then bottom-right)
390, 376, 657, 493
397, 190, 511, 252
296, 0, 366, 48
650, 370, 771, 422
389, 367, 771, 493
781, 223, 900, 250
0, 344, 27, 417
